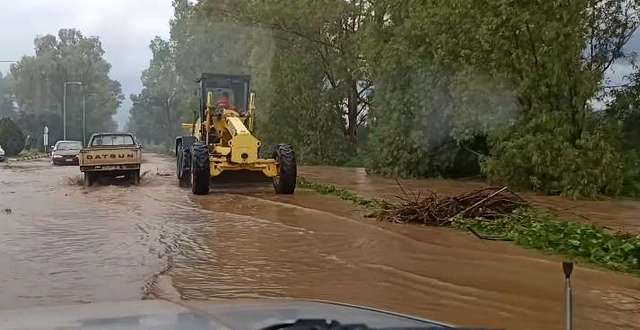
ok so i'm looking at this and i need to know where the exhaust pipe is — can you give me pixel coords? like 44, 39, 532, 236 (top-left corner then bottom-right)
562, 261, 574, 330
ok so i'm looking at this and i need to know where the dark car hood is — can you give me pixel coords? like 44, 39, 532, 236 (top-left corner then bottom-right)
52, 149, 80, 156
0, 299, 452, 330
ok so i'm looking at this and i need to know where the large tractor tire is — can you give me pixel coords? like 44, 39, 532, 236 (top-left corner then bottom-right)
177, 143, 191, 188
176, 143, 182, 176
272, 144, 297, 194
191, 142, 210, 195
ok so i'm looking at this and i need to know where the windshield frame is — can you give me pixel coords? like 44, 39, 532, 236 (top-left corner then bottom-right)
198, 74, 250, 115
89, 134, 136, 147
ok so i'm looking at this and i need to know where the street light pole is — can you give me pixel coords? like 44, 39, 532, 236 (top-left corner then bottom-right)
63, 81, 82, 140
63, 83, 67, 139
82, 92, 86, 146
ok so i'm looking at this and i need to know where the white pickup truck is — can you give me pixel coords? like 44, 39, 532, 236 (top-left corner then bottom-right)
79, 133, 142, 186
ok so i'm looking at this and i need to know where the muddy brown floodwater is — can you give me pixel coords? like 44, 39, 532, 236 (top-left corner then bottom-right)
0, 155, 639, 330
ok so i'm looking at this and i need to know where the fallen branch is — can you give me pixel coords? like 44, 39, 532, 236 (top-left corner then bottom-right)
376, 186, 527, 226
450, 186, 508, 222
467, 226, 512, 241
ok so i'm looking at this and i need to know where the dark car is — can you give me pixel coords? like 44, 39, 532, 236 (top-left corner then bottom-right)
51, 140, 83, 165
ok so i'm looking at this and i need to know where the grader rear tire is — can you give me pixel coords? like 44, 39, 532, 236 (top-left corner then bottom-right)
272, 144, 297, 194
191, 142, 210, 195
177, 143, 191, 188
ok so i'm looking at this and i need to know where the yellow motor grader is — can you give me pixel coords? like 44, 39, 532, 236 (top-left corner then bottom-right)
176, 74, 296, 195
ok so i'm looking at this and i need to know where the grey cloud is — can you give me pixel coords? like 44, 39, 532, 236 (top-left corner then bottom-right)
0, 0, 173, 128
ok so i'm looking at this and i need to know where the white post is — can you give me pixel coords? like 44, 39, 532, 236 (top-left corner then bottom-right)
43, 126, 49, 152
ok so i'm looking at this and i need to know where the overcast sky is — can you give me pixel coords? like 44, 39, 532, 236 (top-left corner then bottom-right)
0, 0, 174, 128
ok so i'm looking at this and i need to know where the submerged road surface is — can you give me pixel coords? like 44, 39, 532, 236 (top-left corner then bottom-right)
0, 154, 639, 330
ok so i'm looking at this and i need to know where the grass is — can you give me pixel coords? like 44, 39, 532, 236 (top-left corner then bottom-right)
297, 177, 382, 209
455, 212, 640, 274
298, 177, 640, 274
19, 149, 46, 156
12, 150, 49, 161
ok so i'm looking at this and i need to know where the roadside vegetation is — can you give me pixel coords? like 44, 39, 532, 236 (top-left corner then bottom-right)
456, 212, 640, 274
120, 0, 640, 199
0, 118, 25, 156
298, 178, 640, 274
297, 178, 383, 209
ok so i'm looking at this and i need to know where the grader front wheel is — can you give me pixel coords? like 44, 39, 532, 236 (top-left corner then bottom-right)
272, 144, 297, 194
191, 142, 210, 195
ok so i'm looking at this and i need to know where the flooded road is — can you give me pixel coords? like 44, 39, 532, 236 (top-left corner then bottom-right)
1, 155, 639, 330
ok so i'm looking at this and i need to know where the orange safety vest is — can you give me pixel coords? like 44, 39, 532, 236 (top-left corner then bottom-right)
216, 96, 230, 109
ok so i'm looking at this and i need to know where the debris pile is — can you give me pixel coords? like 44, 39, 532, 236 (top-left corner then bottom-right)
376, 185, 528, 226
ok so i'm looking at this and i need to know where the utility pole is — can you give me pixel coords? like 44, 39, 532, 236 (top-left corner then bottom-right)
63, 81, 82, 140
82, 93, 86, 146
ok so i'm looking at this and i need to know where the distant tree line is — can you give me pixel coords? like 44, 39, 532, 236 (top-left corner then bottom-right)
129, 0, 640, 198
0, 29, 123, 150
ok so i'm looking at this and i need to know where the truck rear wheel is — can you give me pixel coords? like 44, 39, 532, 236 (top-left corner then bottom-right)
130, 170, 140, 185
272, 144, 297, 194
84, 172, 94, 187
191, 142, 210, 195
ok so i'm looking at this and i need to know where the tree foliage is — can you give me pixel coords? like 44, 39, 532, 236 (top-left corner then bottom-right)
130, 0, 370, 164
364, 0, 640, 197
129, 0, 261, 146
0, 72, 16, 120
245, 0, 372, 148
607, 68, 640, 196
10, 29, 123, 146
0, 117, 25, 156
131, 0, 640, 197
128, 37, 183, 145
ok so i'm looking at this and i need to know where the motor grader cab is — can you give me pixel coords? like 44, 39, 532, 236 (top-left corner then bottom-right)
176, 73, 297, 195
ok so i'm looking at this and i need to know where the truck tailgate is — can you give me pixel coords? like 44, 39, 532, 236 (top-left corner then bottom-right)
80, 147, 141, 168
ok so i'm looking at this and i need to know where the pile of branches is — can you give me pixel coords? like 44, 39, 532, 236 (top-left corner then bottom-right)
375, 184, 528, 226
